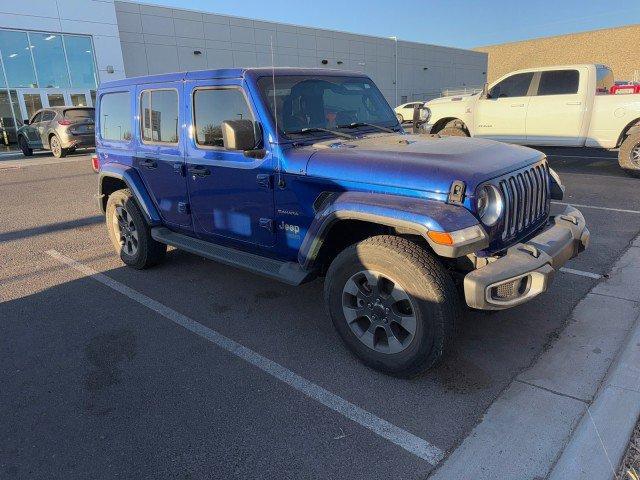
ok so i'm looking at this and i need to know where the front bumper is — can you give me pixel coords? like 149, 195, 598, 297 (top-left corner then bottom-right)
464, 206, 590, 310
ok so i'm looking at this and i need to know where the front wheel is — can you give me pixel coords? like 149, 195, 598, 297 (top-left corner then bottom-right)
396, 113, 405, 124
106, 189, 166, 269
324, 235, 459, 377
619, 133, 640, 177
438, 126, 469, 137
19, 136, 33, 156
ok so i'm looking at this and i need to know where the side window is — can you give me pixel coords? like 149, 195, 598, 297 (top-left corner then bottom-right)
537, 70, 579, 96
99, 92, 131, 142
193, 88, 253, 148
31, 111, 43, 123
141, 89, 179, 144
42, 111, 55, 122
489, 72, 534, 99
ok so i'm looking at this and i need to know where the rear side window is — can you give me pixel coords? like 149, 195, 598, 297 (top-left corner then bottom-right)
100, 92, 131, 141
193, 88, 253, 147
596, 66, 614, 94
537, 70, 579, 96
489, 72, 533, 98
141, 89, 179, 144
41, 111, 55, 122
64, 108, 94, 121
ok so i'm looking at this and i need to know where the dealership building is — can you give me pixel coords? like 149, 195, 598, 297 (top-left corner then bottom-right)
0, 0, 487, 149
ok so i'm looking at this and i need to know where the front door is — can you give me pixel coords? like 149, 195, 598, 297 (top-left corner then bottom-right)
474, 72, 534, 143
25, 110, 44, 147
134, 83, 191, 228
185, 80, 275, 247
525, 69, 586, 146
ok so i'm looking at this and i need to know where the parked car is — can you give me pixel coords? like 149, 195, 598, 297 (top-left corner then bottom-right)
17, 106, 95, 158
96, 68, 589, 377
394, 101, 428, 123
424, 64, 640, 176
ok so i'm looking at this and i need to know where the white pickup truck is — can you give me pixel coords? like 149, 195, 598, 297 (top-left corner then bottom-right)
425, 64, 640, 176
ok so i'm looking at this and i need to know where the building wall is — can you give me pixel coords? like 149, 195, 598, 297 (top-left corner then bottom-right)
475, 25, 640, 83
114, 0, 487, 104
0, 0, 126, 83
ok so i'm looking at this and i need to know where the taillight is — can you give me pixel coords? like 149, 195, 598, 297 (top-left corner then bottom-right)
58, 119, 72, 126
91, 154, 99, 173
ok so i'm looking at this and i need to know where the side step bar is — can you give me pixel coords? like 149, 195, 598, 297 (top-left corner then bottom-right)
151, 227, 315, 286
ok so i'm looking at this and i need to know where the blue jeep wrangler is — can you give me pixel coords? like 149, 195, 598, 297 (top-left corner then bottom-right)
96, 68, 589, 376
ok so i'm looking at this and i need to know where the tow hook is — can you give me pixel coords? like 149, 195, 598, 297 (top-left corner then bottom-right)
518, 244, 540, 258
559, 214, 579, 225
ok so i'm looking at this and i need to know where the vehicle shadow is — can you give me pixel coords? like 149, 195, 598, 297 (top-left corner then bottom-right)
0, 216, 103, 243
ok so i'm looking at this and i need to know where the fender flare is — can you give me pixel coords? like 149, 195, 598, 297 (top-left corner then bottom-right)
98, 162, 162, 225
627, 123, 640, 137
298, 191, 486, 269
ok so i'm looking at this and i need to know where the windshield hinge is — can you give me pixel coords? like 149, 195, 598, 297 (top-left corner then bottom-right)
448, 180, 466, 205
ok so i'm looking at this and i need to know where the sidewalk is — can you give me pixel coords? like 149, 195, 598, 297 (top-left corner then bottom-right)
429, 235, 640, 480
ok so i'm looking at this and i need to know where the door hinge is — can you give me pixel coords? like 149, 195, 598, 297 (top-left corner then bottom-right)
178, 202, 190, 214
257, 173, 273, 190
259, 218, 274, 232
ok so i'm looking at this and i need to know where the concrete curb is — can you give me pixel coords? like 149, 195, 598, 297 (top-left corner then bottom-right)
429, 237, 640, 480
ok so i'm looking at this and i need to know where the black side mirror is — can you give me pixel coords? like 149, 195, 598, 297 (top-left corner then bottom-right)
221, 120, 262, 151
23, 119, 30, 125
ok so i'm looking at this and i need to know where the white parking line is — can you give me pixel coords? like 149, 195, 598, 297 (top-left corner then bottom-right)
559, 267, 602, 279
45, 249, 444, 465
552, 201, 640, 215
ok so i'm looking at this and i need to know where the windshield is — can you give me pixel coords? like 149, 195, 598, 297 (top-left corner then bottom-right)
257, 75, 398, 138
64, 108, 95, 121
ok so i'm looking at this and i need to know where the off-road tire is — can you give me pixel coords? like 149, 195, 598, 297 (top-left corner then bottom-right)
396, 113, 405, 123
18, 136, 33, 156
50, 135, 66, 158
439, 126, 469, 137
324, 235, 459, 377
619, 133, 640, 178
106, 188, 166, 269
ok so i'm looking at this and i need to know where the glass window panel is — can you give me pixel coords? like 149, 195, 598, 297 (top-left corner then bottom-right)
90, 90, 96, 107
537, 70, 579, 96
24, 94, 43, 119
141, 90, 178, 144
30, 33, 70, 88
71, 93, 87, 106
0, 90, 17, 146
0, 30, 38, 88
489, 72, 534, 98
9, 90, 21, 122
41, 111, 56, 122
48, 93, 65, 107
30, 111, 43, 123
0, 56, 5, 88
64, 108, 94, 121
194, 89, 253, 147
64, 35, 97, 89
100, 92, 131, 142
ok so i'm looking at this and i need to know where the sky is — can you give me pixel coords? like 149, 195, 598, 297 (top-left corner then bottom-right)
140, 0, 640, 48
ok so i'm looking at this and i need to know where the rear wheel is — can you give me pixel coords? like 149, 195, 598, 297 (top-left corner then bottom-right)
619, 133, 640, 177
50, 135, 66, 158
18, 136, 33, 156
324, 235, 459, 377
396, 113, 405, 124
106, 189, 166, 269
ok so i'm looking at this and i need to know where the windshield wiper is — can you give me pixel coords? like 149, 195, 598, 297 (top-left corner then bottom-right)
285, 127, 354, 140
337, 122, 396, 133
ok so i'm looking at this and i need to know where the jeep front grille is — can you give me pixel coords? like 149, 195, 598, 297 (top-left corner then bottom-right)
499, 162, 550, 240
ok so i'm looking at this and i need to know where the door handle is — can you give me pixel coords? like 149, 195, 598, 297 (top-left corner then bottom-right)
511, 103, 525, 107
139, 158, 157, 169
566, 101, 582, 105
188, 165, 211, 177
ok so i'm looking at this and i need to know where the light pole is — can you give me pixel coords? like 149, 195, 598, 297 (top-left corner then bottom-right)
389, 36, 398, 106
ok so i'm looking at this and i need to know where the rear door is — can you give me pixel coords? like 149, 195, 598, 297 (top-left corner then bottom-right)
39, 110, 56, 146
525, 69, 586, 146
185, 79, 275, 246
135, 83, 191, 228
474, 72, 534, 143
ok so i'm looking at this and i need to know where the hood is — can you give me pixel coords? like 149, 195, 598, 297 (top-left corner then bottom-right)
426, 93, 478, 106
301, 133, 544, 196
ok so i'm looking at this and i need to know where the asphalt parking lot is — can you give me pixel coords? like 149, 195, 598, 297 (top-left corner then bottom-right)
1, 147, 639, 479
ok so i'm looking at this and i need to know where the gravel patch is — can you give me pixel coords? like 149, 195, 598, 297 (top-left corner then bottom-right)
619, 418, 640, 479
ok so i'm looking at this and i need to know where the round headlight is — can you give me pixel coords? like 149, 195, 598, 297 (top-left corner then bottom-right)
476, 185, 504, 226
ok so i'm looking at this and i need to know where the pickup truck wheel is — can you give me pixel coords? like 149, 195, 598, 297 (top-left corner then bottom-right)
438, 126, 468, 137
619, 133, 640, 177
106, 189, 166, 269
324, 235, 459, 377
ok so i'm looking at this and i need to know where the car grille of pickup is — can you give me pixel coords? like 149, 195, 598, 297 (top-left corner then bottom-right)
499, 162, 550, 241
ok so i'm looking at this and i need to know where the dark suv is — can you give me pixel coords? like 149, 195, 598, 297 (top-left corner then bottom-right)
17, 107, 95, 158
